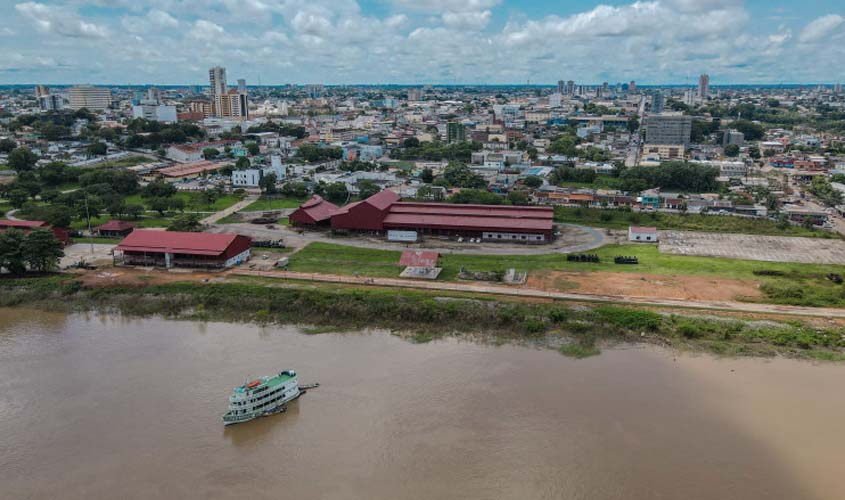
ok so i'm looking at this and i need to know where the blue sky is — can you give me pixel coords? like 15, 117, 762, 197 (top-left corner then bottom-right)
1, 0, 843, 85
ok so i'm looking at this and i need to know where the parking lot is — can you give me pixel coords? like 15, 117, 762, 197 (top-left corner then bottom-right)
659, 231, 845, 265
60, 243, 116, 269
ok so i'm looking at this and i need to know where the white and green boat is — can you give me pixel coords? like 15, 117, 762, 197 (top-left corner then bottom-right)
222, 370, 301, 426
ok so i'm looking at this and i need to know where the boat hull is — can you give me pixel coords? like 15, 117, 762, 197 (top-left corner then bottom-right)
222, 389, 303, 426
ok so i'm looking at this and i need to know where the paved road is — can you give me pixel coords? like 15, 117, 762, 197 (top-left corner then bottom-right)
232, 268, 845, 319
210, 222, 611, 256
200, 197, 258, 225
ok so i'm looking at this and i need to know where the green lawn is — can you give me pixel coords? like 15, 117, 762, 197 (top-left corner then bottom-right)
97, 155, 153, 168
555, 206, 837, 239
123, 192, 243, 212
242, 197, 306, 211
68, 214, 176, 230
287, 242, 845, 282
0, 202, 11, 218
71, 237, 124, 245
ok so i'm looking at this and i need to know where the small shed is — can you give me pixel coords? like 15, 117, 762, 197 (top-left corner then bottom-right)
95, 220, 136, 238
399, 250, 439, 268
628, 226, 658, 242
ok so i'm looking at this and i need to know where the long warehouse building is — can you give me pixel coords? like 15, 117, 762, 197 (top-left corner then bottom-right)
291, 190, 554, 243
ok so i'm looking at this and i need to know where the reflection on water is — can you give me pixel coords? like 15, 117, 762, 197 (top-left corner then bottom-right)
0, 308, 843, 500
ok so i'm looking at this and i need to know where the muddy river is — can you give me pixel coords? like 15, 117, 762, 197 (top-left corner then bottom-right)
1, 308, 843, 499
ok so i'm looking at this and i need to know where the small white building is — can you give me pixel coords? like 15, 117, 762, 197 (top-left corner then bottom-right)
628, 226, 658, 242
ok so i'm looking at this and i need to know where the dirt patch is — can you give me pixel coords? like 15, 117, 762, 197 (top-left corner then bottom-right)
73, 267, 225, 288
526, 270, 763, 302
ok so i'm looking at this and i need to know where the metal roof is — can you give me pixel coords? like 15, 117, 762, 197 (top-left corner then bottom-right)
114, 230, 246, 255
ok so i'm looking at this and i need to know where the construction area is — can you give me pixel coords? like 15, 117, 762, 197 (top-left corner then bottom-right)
659, 231, 845, 265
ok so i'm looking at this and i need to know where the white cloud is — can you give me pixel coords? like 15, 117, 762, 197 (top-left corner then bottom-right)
392, 0, 500, 12
798, 14, 843, 44
442, 10, 491, 31
15, 2, 109, 38
189, 19, 225, 40
147, 10, 179, 29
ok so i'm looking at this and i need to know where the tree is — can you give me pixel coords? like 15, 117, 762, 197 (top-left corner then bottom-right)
22, 229, 64, 272
724, 144, 740, 157
38, 161, 68, 186
281, 182, 309, 199
325, 182, 349, 203
403, 137, 420, 148
420, 168, 434, 184
0, 228, 26, 274
357, 179, 380, 199
748, 146, 761, 159
245, 142, 260, 155
203, 148, 220, 160
235, 157, 251, 170
523, 175, 543, 189
148, 197, 172, 216
443, 162, 486, 188
167, 214, 202, 232
125, 204, 144, 220
87, 142, 107, 156
141, 180, 176, 199
40, 123, 70, 141
8, 188, 29, 208
733, 120, 764, 141
507, 191, 530, 205
169, 197, 186, 213
259, 172, 278, 194
7, 147, 38, 172
43, 205, 71, 228
0, 138, 16, 153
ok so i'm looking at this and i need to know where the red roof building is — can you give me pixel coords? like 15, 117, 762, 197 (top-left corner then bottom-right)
289, 195, 339, 226
0, 219, 70, 246
399, 250, 439, 268
294, 190, 555, 243
331, 190, 401, 232
114, 230, 252, 269
95, 220, 135, 238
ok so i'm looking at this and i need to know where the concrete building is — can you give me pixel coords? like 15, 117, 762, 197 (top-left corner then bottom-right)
698, 74, 710, 99
628, 226, 658, 242
651, 92, 664, 114
645, 115, 692, 146
447, 122, 466, 143
68, 85, 111, 111
723, 129, 745, 147
132, 104, 177, 123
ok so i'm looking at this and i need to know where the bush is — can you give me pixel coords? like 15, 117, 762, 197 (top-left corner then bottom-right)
595, 306, 661, 331
523, 318, 547, 334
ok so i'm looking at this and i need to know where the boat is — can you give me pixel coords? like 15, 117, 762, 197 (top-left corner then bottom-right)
222, 370, 302, 426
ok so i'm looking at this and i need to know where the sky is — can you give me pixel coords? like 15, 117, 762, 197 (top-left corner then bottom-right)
1, 0, 843, 85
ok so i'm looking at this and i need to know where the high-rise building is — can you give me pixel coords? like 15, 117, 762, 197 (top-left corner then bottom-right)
39, 94, 63, 111
407, 88, 422, 101
835, 83, 843, 94
549, 93, 563, 107
237, 79, 246, 93
146, 87, 161, 104
557, 80, 565, 94
217, 89, 249, 120
651, 92, 665, 114
645, 115, 693, 146
209, 66, 227, 97
602, 82, 609, 94
446, 122, 466, 143
68, 85, 112, 111
698, 74, 710, 99
629, 81, 637, 92
566, 80, 575, 95
34, 85, 50, 98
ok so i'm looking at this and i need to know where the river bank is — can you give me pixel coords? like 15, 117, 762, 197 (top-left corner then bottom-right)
2, 275, 844, 361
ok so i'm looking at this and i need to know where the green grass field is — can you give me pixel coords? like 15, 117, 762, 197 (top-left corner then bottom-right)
555, 206, 836, 239
242, 197, 307, 211
97, 155, 153, 168
122, 192, 242, 212
287, 242, 845, 281
71, 237, 124, 245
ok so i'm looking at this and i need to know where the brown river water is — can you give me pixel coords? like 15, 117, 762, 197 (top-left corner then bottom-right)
1, 308, 844, 500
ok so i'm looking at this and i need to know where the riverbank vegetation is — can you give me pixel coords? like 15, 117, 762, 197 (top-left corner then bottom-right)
1, 277, 843, 361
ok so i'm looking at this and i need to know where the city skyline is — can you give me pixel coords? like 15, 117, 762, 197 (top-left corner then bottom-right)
1, 1, 844, 85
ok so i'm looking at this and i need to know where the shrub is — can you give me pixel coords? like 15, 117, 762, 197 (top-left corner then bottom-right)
595, 306, 661, 331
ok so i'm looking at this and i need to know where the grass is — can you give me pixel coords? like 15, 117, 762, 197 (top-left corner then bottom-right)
71, 237, 124, 245
0, 201, 11, 218
123, 192, 243, 212
96, 155, 153, 168
2, 277, 843, 360
555, 206, 837, 239
559, 343, 601, 359
287, 241, 845, 282
242, 197, 307, 211
68, 214, 177, 230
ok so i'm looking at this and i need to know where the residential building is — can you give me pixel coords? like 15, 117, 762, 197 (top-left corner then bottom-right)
645, 115, 692, 146
132, 104, 177, 123
722, 129, 744, 147
447, 122, 466, 143
68, 85, 111, 111
698, 74, 710, 99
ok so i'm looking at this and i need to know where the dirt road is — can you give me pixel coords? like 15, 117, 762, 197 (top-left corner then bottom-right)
232, 268, 845, 319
